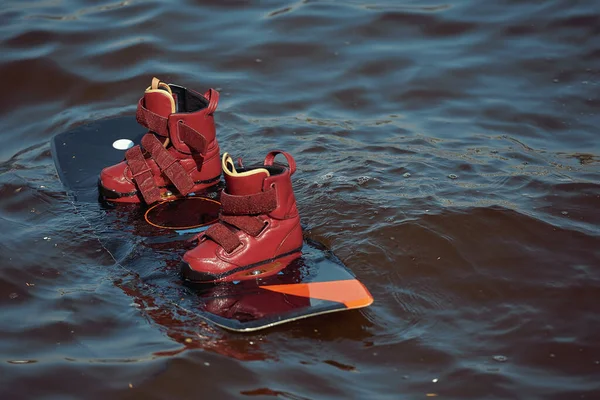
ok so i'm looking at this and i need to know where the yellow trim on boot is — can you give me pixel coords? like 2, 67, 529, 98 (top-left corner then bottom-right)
148, 77, 173, 94
222, 153, 270, 177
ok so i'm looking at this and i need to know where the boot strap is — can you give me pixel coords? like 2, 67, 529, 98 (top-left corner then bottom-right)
135, 98, 169, 138
204, 223, 241, 254
203, 189, 277, 253
140, 134, 195, 195
174, 120, 207, 155
125, 145, 162, 204
203, 215, 269, 254
221, 215, 267, 237
220, 189, 277, 215
135, 98, 208, 155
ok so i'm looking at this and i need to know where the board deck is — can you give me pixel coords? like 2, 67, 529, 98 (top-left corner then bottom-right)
51, 116, 373, 332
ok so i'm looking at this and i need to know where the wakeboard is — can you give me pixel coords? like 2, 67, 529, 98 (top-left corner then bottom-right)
51, 116, 373, 332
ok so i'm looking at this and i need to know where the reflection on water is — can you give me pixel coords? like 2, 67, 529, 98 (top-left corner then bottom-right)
1, 0, 599, 398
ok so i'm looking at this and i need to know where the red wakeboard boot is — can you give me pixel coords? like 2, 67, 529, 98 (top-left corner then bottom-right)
181, 150, 304, 282
99, 77, 221, 204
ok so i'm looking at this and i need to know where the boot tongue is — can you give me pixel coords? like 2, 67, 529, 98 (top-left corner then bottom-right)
222, 153, 270, 196
143, 77, 176, 117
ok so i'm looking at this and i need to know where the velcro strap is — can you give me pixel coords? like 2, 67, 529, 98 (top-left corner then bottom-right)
220, 189, 277, 215
177, 121, 207, 155
125, 144, 161, 204
140, 134, 195, 195
221, 215, 266, 237
205, 223, 241, 253
136, 98, 169, 137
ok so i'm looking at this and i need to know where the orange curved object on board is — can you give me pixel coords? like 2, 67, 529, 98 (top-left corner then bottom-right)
260, 279, 373, 309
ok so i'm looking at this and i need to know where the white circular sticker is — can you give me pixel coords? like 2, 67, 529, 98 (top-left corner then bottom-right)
112, 139, 134, 150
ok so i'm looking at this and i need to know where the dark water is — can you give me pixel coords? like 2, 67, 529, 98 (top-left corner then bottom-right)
1, 0, 600, 398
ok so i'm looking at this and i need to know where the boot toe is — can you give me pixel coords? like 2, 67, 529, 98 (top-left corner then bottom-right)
99, 162, 137, 196
181, 244, 234, 282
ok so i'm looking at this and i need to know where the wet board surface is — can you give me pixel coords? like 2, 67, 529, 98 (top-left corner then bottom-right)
51, 117, 373, 332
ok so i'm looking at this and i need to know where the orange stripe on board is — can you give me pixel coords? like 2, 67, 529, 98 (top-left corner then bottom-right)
260, 279, 373, 309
